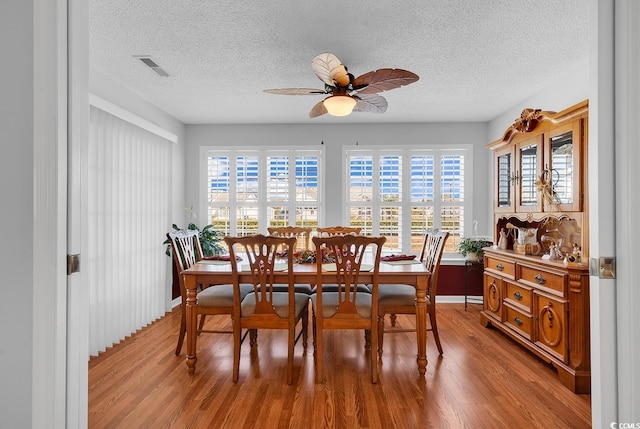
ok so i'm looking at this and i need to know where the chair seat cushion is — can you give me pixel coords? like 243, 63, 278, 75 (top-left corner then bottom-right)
310, 292, 372, 318
314, 284, 372, 294
378, 284, 430, 307
197, 284, 253, 307
241, 292, 310, 318
269, 283, 314, 294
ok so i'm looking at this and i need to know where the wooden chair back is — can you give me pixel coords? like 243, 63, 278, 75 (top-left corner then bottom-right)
316, 226, 362, 236
312, 235, 384, 320
225, 234, 297, 317
267, 226, 313, 251
167, 229, 202, 289
419, 230, 450, 301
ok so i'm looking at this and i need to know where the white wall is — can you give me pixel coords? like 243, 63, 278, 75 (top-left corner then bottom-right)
185, 122, 492, 237
487, 63, 589, 140
0, 1, 34, 427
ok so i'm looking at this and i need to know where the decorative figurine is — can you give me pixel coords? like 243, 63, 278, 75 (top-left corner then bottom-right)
548, 242, 564, 260
498, 228, 509, 250
572, 243, 582, 263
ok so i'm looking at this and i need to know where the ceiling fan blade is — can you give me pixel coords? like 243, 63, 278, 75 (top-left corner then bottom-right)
263, 88, 327, 95
352, 68, 419, 94
353, 93, 388, 113
312, 53, 350, 88
308, 100, 328, 118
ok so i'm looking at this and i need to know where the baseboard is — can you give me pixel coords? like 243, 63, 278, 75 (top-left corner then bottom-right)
436, 295, 480, 304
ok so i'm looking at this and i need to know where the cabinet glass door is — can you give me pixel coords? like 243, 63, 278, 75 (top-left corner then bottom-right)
517, 137, 543, 212
550, 131, 573, 203
497, 151, 512, 209
546, 120, 582, 211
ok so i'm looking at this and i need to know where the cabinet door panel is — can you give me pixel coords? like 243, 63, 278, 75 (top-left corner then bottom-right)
495, 146, 514, 212
483, 273, 504, 321
516, 137, 543, 212
535, 293, 568, 363
545, 120, 583, 212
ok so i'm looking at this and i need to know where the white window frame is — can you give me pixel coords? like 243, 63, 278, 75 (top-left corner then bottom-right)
343, 145, 473, 257
200, 146, 325, 235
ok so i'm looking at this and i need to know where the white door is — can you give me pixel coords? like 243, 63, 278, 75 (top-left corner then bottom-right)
66, 0, 90, 427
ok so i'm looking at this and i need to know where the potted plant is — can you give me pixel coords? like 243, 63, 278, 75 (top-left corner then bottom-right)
164, 207, 225, 257
457, 237, 493, 262
163, 223, 225, 257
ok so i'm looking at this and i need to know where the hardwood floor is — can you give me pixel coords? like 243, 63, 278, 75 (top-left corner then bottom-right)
88, 303, 591, 428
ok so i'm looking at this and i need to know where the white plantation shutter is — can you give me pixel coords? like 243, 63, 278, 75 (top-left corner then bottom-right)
88, 106, 171, 356
345, 147, 470, 256
204, 148, 322, 236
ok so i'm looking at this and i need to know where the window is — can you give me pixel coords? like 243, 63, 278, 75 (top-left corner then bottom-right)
203, 148, 323, 236
345, 147, 471, 256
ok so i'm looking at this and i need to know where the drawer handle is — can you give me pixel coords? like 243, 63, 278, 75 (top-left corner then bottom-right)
514, 317, 523, 326
534, 274, 546, 284
513, 291, 523, 300
496, 263, 504, 271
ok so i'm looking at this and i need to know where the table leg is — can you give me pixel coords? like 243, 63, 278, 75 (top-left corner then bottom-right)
415, 274, 429, 375
184, 274, 198, 374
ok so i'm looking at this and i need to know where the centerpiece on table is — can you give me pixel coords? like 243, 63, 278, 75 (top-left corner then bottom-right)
277, 248, 336, 263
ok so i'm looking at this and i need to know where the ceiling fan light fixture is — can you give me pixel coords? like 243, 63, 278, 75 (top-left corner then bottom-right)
323, 95, 356, 116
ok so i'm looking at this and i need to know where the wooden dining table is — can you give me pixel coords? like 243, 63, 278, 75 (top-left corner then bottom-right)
180, 258, 431, 376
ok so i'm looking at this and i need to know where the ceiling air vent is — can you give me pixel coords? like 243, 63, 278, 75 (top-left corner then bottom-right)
133, 55, 169, 77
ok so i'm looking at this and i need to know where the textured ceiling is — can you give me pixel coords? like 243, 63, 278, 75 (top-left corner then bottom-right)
89, 0, 589, 125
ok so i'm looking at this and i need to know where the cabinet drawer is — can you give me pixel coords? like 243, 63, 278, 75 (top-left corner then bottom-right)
484, 256, 515, 279
535, 293, 568, 363
483, 273, 504, 322
504, 281, 532, 312
519, 264, 566, 296
504, 304, 533, 340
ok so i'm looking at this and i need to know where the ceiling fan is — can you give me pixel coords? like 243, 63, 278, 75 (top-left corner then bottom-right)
263, 53, 419, 118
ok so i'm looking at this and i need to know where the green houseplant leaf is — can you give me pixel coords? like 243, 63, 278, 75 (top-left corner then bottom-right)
163, 223, 224, 257
457, 237, 493, 258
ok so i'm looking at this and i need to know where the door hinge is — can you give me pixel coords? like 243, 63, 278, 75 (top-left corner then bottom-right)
67, 254, 80, 275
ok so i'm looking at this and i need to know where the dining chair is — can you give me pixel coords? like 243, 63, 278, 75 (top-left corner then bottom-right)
316, 226, 371, 297
167, 230, 253, 355
311, 234, 386, 384
267, 226, 315, 295
268, 226, 313, 251
225, 234, 309, 384
377, 229, 449, 357
316, 226, 361, 236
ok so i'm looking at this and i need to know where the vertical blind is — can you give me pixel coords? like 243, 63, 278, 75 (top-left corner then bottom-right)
88, 106, 171, 356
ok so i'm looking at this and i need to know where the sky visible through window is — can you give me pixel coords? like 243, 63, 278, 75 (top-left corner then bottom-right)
348, 156, 463, 199
209, 156, 318, 189
209, 155, 462, 199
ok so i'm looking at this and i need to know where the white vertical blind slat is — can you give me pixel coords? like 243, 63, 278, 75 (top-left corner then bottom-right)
88, 106, 171, 356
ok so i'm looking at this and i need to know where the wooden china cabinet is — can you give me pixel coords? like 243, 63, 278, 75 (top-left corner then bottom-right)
481, 100, 591, 394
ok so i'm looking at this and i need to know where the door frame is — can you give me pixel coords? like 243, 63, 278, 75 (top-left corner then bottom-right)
32, 0, 89, 427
